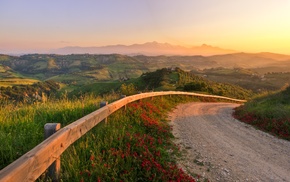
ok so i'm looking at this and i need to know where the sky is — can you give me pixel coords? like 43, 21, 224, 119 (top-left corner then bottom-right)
1, 0, 290, 54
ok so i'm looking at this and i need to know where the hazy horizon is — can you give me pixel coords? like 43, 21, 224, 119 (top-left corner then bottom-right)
1, 0, 290, 55
2, 41, 290, 57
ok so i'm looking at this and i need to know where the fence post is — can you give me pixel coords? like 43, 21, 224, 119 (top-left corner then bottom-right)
44, 123, 61, 182
100, 101, 108, 123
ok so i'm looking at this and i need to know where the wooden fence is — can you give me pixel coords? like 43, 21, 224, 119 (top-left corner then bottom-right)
0, 91, 246, 182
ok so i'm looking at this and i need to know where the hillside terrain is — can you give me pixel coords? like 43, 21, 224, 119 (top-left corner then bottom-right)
70, 68, 252, 100
0, 52, 289, 93
139, 68, 252, 99
234, 86, 290, 140
0, 80, 60, 103
191, 68, 290, 92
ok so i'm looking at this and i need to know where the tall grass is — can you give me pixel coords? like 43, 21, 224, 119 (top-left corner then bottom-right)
1, 93, 218, 181
0, 93, 119, 169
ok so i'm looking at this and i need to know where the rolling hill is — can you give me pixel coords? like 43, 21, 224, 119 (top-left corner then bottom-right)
191, 67, 290, 92
234, 85, 290, 140
0, 52, 289, 93
70, 68, 252, 100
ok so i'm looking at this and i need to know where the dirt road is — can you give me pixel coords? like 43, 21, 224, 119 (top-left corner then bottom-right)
169, 102, 290, 182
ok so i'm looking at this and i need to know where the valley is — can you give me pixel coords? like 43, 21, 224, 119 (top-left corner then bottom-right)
0, 52, 290, 96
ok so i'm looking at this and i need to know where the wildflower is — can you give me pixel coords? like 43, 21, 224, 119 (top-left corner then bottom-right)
90, 155, 95, 161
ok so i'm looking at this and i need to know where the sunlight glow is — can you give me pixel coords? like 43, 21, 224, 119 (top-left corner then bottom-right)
0, 0, 290, 54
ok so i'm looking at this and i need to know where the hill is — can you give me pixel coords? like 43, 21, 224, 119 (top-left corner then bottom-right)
207, 52, 290, 73
71, 68, 252, 100
138, 68, 252, 99
0, 54, 39, 86
0, 53, 289, 93
0, 80, 60, 103
191, 67, 290, 92
234, 86, 290, 140
0, 54, 148, 83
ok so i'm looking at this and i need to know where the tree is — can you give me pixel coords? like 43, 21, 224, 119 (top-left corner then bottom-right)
120, 83, 137, 96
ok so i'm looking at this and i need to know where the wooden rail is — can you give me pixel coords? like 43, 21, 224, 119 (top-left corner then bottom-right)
0, 91, 246, 182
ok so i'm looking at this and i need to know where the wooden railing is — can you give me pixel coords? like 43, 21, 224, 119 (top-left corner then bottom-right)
0, 91, 246, 182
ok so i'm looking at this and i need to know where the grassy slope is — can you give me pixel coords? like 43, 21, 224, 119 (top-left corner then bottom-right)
69, 81, 123, 96
234, 86, 290, 140
68, 68, 252, 100
192, 67, 290, 92
0, 94, 119, 169
0, 64, 39, 87
0, 94, 209, 181
60, 96, 199, 181
136, 68, 252, 100
0, 78, 39, 87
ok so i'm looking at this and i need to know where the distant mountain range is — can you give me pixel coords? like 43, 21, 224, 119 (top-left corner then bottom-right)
51, 41, 237, 56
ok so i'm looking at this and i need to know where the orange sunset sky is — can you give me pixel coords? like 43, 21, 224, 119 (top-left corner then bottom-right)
0, 0, 290, 54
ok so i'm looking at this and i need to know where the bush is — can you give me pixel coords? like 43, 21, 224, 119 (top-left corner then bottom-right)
120, 83, 137, 96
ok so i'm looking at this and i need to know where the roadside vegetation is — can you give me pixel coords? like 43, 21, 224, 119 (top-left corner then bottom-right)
0, 93, 119, 170
234, 86, 290, 140
1, 93, 213, 181
60, 96, 201, 181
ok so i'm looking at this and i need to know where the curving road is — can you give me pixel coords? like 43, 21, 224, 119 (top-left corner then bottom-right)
169, 102, 290, 182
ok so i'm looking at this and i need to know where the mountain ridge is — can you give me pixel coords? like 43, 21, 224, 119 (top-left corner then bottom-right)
51, 41, 237, 56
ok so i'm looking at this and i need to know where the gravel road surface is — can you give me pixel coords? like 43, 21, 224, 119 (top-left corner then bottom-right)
169, 102, 290, 182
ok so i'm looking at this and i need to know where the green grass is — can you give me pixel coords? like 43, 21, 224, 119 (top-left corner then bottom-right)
0, 78, 39, 87
0, 93, 119, 169
0, 93, 210, 181
69, 82, 123, 96
234, 86, 290, 140
237, 88, 290, 119
82, 69, 112, 80
32, 61, 48, 70
0, 64, 41, 86
50, 74, 94, 85
169, 72, 179, 82
193, 68, 290, 92
59, 96, 199, 181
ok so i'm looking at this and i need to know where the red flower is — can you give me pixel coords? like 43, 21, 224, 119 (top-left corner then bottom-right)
90, 155, 95, 161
